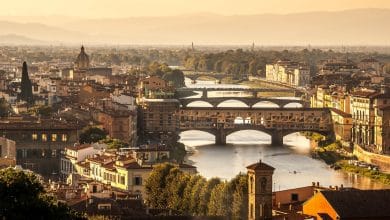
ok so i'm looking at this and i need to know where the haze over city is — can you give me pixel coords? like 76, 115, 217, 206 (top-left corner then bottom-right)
0, 0, 390, 45
1, 1, 390, 219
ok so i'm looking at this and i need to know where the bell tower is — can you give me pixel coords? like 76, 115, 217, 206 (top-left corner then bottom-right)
247, 160, 275, 220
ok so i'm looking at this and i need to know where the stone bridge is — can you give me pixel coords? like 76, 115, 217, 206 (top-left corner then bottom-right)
179, 107, 333, 145
183, 71, 230, 82
176, 87, 299, 99
179, 97, 309, 108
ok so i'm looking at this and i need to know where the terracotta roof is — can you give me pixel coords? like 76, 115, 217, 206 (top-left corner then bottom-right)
350, 90, 376, 98
66, 144, 92, 151
246, 161, 275, 171
330, 108, 352, 118
320, 190, 390, 219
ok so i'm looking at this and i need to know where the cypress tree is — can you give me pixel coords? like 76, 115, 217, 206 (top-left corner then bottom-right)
19, 61, 33, 105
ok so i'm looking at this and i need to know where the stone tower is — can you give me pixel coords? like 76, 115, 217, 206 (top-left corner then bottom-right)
247, 160, 275, 220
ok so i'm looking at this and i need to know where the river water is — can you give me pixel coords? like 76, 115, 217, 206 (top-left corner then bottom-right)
179, 78, 389, 190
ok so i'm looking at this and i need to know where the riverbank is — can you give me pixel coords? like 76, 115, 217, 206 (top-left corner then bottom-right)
312, 142, 390, 186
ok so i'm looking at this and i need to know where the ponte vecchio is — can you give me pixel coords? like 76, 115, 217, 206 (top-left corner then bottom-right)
178, 107, 333, 145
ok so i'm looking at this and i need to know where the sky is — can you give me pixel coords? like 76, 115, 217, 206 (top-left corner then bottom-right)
2, 0, 390, 18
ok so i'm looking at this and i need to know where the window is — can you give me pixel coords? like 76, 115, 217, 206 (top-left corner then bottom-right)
134, 176, 142, 185
32, 133, 38, 141
250, 204, 254, 218
62, 134, 68, 142
291, 193, 299, 202
51, 134, 57, 142
119, 176, 125, 184
42, 134, 47, 142
52, 149, 57, 157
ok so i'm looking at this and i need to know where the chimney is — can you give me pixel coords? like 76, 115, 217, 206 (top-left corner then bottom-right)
278, 202, 281, 209
340, 184, 344, 190
316, 182, 320, 187
312, 182, 315, 186
335, 186, 339, 191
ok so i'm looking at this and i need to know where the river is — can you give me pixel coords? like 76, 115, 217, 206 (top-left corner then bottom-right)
179, 78, 389, 190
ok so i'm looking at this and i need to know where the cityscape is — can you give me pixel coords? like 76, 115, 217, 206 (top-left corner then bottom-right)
1, 1, 390, 219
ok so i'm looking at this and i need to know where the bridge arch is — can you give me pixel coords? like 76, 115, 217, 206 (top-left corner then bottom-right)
226, 130, 272, 144
283, 102, 304, 108
216, 99, 250, 108
184, 100, 214, 108
252, 101, 280, 108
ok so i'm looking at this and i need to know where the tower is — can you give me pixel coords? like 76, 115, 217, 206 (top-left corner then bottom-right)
247, 160, 275, 220
19, 61, 33, 105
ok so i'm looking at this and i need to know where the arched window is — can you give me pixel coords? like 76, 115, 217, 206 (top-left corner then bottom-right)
250, 176, 254, 193
261, 177, 267, 192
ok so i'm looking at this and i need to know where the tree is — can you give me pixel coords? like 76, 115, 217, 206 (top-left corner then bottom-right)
145, 163, 175, 208
162, 69, 185, 88
103, 138, 128, 150
166, 168, 190, 213
189, 176, 207, 215
169, 142, 187, 163
198, 177, 221, 215
79, 127, 107, 144
231, 174, 248, 220
0, 98, 10, 117
19, 61, 34, 105
182, 175, 203, 214
0, 168, 84, 219
207, 182, 231, 216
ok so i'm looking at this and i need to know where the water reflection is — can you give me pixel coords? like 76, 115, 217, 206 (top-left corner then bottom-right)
180, 79, 389, 190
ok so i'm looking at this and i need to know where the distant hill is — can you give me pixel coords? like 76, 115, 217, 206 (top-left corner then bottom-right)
0, 34, 45, 45
0, 8, 389, 45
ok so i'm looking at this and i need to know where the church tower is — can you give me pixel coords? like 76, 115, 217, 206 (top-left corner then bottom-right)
247, 160, 275, 220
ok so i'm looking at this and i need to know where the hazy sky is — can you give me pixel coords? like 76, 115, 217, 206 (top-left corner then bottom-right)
2, 0, 390, 17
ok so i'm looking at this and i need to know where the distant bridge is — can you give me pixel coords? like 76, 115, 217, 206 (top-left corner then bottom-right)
179, 97, 308, 108
176, 87, 299, 99
179, 107, 333, 146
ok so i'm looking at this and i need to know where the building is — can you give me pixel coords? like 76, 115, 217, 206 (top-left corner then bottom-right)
265, 60, 310, 87
73, 46, 112, 79
303, 190, 390, 220
92, 108, 137, 146
330, 108, 352, 142
0, 137, 16, 168
318, 59, 359, 75
0, 116, 80, 177
60, 144, 99, 179
358, 58, 382, 73
60, 145, 196, 198
137, 75, 174, 99
350, 88, 390, 154
78, 83, 112, 104
138, 98, 180, 141
75, 46, 90, 70
247, 160, 275, 220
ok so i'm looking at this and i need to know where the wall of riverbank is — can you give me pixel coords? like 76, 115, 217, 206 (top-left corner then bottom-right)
354, 144, 390, 173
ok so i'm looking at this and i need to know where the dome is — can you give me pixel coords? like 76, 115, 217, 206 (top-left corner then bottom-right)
75, 45, 90, 69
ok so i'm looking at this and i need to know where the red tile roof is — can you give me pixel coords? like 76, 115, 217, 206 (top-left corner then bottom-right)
246, 161, 275, 171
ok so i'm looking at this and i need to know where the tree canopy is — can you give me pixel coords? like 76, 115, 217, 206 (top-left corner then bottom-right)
145, 163, 248, 219
0, 168, 84, 219
79, 127, 107, 144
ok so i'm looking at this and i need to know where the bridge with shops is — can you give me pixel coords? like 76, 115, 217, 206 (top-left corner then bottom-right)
178, 107, 333, 146
179, 96, 309, 108
176, 87, 300, 99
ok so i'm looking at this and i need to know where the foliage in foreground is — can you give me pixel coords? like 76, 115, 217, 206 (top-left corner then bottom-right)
0, 168, 85, 219
145, 163, 248, 219
79, 126, 107, 144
